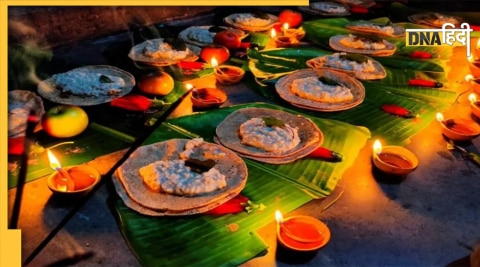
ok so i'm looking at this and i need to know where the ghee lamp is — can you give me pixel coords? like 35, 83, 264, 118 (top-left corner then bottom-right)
465, 74, 480, 94
372, 140, 418, 176
46, 150, 100, 196
283, 25, 306, 41
275, 210, 330, 252
437, 112, 480, 141
468, 55, 480, 78
469, 93, 480, 119
211, 57, 245, 84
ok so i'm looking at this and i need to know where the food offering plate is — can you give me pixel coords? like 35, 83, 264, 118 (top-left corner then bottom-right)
37, 65, 135, 106
128, 38, 199, 67
223, 12, 278, 32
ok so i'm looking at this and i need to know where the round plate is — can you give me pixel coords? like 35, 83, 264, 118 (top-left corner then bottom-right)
275, 68, 365, 112
306, 52, 386, 80
37, 65, 135, 106
224, 13, 278, 32
329, 34, 396, 56
408, 12, 464, 28
345, 20, 406, 38
178, 25, 248, 47
114, 139, 248, 214
128, 38, 198, 66
297, 2, 351, 17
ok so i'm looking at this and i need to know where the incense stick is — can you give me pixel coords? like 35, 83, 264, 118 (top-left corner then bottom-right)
9, 111, 38, 229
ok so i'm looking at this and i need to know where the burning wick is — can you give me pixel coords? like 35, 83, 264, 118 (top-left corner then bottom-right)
282, 23, 289, 36
465, 74, 474, 83
469, 93, 478, 104
270, 28, 276, 39
47, 150, 75, 192
275, 210, 323, 243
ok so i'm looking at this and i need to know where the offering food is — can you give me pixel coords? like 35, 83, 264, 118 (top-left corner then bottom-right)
224, 12, 278, 32
178, 25, 247, 48
298, 1, 350, 16
8, 90, 45, 137
37, 65, 135, 106
275, 68, 365, 112
329, 34, 396, 56
345, 20, 405, 38
113, 138, 248, 216
306, 52, 386, 80
128, 38, 198, 66
408, 12, 464, 28
215, 107, 323, 164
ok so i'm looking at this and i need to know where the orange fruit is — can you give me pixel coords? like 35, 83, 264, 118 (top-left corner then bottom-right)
138, 71, 175, 96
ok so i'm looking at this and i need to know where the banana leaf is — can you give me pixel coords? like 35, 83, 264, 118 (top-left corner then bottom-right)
111, 103, 370, 266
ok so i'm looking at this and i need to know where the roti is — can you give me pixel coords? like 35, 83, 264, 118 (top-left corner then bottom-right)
345, 20, 405, 38
297, 2, 350, 17
128, 38, 198, 66
329, 34, 396, 56
223, 12, 278, 32
215, 107, 322, 160
408, 12, 464, 28
306, 52, 386, 80
114, 138, 248, 212
275, 68, 365, 112
178, 25, 247, 47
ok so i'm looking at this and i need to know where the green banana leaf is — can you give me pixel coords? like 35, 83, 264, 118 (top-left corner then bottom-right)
111, 102, 370, 267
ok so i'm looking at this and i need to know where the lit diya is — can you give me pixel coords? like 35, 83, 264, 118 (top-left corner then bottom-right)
372, 140, 418, 176
275, 210, 330, 252
468, 55, 480, 78
190, 86, 227, 109
211, 57, 245, 84
470, 93, 480, 119
47, 150, 100, 196
465, 74, 480, 94
282, 23, 306, 41
270, 27, 300, 48
436, 112, 480, 141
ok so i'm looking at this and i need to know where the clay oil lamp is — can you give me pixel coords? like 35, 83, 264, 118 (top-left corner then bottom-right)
436, 112, 480, 141
187, 83, 227, 109
275, 210, 330, 252
211, 57, 245, 85
469, 93, 480, 119
271, 26, 299, 48
282, 23, 306, 42
372, 140, 418, 176
46, 150, 100, 197
468, 55, 480, 78
466, 74, 480, 94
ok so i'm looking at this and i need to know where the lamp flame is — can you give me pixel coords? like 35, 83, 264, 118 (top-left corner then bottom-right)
468, 54, 475, 63
465, 74, 474, 83
477, 38, 480, 49
211, 57, 218, 68
436, 112, 444, 122
270, 28, 276, 38
469, 93, 477, 104
186, 83, 194, 91
283, 23, 289, 32
373, 140, 382, 155
275, 210, 284, 224
47, 149, 61, 170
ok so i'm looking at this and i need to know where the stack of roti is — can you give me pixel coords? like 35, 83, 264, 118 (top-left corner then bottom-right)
275, 68, 365, 112
215, 107, 323, 164
112, 138, 248, 216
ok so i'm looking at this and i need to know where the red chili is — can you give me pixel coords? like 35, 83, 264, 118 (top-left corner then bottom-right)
408, 79, 443, 88
307, 147, 343, 162
110, 94, 152, 111
349, 6, 369, 14
381, 104, 416, 118
177, 61, 205, 69
205, 194, 249, 215
239, 42, 251, 49
410, 51, 434, 59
